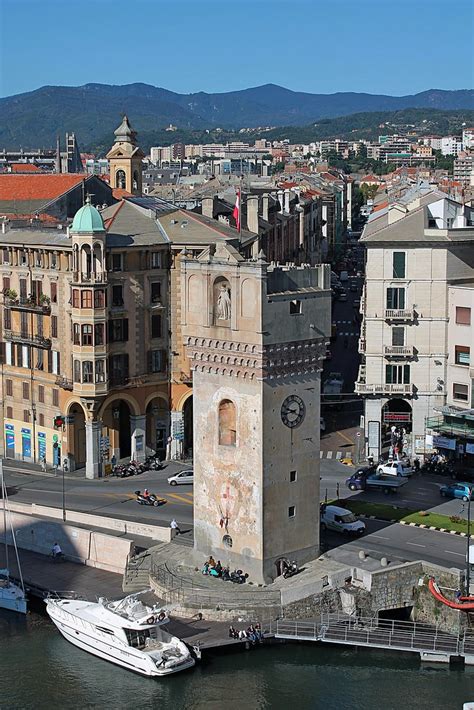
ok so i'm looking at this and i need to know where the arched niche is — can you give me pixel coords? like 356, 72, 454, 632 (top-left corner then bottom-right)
214, 276, 231, 324
218, 399, 236, 446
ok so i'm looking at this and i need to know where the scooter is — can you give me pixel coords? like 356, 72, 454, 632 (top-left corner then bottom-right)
135, 490, 165, 507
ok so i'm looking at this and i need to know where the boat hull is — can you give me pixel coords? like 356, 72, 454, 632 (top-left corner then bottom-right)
47, 603, 195, 677
0, 584, 27, 615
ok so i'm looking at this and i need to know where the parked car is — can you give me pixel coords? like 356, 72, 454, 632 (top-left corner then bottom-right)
353, 298, 361, 309
320, 505, 365, 535
377, 460, 413, 477
439, 482, 473, 501
338, 292, 348, 302
339, 270, 349, 282
167, 469, 194, 486
350, 283, 358, 293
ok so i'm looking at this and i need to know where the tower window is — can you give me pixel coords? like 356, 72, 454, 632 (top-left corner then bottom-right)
290, 470, 297, 482
288, 506, 296, 518
116, 170, 126, 190
218, 399, 237, 446
290, 300, 302, 315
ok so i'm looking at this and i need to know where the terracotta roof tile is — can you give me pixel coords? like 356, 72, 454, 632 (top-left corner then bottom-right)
0, 174, 87, 201
112, 188, 133, 199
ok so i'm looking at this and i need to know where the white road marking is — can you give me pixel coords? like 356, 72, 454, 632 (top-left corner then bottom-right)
371, 534, 390, 540
444, 550, 464, 557
406, 542, 426, 547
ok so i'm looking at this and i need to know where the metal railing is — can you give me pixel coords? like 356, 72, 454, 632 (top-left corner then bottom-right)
72, 271, 107, 284
5, 296, 51, 313
426, 415, 474, 438
3, 330, 52, 348
273, 613, 474, 656
384, 345, 415, 357
385, 308, 415, 320
150, 561, 282, 610
55, 376, 73, 391
355, 382, 413, 395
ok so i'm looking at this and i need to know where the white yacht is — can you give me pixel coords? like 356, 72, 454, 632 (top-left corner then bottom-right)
45, 592, 195, 677
0, 460, 27, 614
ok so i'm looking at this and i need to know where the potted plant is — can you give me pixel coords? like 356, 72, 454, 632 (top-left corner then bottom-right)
3, 288, 17, 302
39, 294, 51, 307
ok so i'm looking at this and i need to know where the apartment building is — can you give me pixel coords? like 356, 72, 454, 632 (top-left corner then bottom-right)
356, 186, 474, 460
454, 152, 474, 186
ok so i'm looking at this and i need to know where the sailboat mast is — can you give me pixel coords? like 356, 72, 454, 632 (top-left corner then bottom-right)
1, 459, 8, 572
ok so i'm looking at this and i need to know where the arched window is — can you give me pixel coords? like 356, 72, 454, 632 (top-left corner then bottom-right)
116, 170, 126, 189
133, 170, 139, 191
218, 399, 236, 446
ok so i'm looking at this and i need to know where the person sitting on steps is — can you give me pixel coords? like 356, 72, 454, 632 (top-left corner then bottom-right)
51, 542, 62, 559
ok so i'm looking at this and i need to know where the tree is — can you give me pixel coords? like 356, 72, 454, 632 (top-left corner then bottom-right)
360, 183, 379, 202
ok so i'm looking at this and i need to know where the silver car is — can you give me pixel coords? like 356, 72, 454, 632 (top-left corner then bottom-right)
167, 469, 194, 486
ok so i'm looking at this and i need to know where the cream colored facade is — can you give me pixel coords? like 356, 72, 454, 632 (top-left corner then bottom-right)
357, 190, 474, 459
181, 242, 331, 582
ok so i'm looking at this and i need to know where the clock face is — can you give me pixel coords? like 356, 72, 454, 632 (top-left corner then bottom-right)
281, 394, 306, 429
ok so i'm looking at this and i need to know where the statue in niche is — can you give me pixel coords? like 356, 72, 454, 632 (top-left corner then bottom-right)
217, 284, 231, 320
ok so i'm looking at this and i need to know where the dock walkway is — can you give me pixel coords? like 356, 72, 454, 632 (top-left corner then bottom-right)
0, 544, 123, 599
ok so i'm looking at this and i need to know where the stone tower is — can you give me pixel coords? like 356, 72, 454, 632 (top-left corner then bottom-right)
181, 242, 331, 583
106, 116, 144, 195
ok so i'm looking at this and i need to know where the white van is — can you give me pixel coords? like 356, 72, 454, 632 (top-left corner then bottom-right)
320, 505, 365, 535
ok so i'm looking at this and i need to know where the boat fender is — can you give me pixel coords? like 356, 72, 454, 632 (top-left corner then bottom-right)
147, 616, 155, 624
158, 612, 166, 622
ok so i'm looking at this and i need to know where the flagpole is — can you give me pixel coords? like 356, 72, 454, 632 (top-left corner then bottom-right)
239, 176, 242, 249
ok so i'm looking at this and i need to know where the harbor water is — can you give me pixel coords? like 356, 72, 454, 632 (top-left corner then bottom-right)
1, 609, 473, 710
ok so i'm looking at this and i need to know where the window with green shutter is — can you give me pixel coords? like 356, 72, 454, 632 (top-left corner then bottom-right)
393, 252, 406, 278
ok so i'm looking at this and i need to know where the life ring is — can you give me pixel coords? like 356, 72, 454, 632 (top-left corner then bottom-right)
147, 616, 155, 624
158, 612, 166, 622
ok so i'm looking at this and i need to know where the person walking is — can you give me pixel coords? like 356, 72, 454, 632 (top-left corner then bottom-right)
170, 518, 181, 535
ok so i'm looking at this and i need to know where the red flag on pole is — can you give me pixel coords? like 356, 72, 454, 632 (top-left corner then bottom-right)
233, 189, 240, 232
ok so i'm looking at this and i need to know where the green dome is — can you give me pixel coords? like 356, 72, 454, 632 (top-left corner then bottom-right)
71, 201, 105, 233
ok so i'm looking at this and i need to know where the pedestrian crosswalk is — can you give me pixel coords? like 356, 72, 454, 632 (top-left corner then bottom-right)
320, 450, 347, 460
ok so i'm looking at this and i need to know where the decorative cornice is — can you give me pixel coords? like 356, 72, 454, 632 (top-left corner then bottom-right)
186, 336, 325, 380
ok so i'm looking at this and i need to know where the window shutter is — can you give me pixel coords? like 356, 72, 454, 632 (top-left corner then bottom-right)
147, 350, 152, 372
123, 319, 129, 341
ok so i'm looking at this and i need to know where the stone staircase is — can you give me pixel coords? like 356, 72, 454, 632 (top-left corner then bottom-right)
122, 549, 153, 593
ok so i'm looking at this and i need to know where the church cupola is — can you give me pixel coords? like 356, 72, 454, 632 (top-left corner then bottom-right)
106, 115, 144, 196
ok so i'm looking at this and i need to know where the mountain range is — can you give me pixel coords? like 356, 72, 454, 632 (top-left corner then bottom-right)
0, 83, 472, 149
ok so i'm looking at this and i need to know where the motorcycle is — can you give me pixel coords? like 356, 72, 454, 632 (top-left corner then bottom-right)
135, 490, 165, 507
145, 455, 163, 471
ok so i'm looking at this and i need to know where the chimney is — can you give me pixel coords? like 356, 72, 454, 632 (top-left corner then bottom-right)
284, 189, 291, 214
277, 189, 284, 214
201, 196, 214, 219
261, 193, 269, 221
246, 194, 259, 234
1, 218, 10, 234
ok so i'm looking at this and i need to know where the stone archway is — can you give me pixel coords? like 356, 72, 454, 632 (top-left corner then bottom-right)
146, 397, 169, 460
66, 402, 87, 471
183, 395, 193, 458
381, 399, 413, 455
102, 399, 132, 460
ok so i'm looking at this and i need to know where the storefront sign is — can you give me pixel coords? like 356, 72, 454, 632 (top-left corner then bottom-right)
367, 420, 380, 459
38, 432, 46, 461
432, 435, 456, 451
21, 428, 31, 458
5, 423, 14, 455
383, 412, 411, 423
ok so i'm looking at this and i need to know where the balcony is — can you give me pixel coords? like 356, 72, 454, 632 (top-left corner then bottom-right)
55, 376, 73, 391
384, 308, 415, 321
3, 330, 51, 349
383, 345, 415, 358
5, 296, 51, 314
355, 380, 413, 396
358, 338, 366, 354
72, 271, 107, 285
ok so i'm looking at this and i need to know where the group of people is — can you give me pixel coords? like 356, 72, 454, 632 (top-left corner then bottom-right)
228, 623, 263, 643
202, 556, 228, 579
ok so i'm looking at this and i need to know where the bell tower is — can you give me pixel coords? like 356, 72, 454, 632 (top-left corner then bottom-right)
182, 243, 331, 583
106, 116, 144, 195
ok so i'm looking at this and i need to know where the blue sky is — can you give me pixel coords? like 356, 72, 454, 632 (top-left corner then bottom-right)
0, 0, 472, 98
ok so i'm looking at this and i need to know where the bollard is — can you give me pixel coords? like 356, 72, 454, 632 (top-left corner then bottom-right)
359, 550, 366, 560
381, 557, 388, 567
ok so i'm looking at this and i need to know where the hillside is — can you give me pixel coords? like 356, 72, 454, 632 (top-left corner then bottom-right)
0, 82, 472, 149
